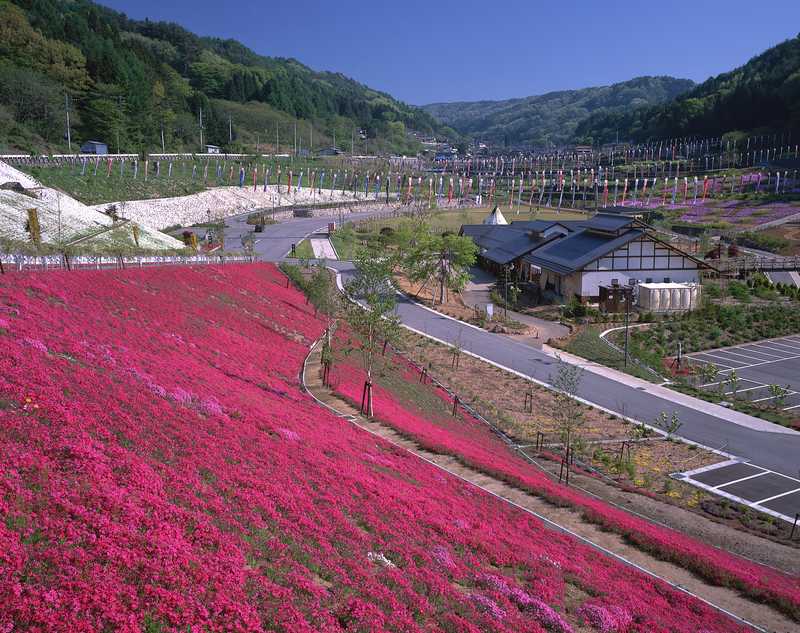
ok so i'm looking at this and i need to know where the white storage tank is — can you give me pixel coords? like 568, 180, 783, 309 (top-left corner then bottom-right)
637, 282, 701, 313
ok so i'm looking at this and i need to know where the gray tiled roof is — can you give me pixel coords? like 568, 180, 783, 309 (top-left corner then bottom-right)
523, 229, 644, 275
483, 233, 550, 265
579, 213, 637, 232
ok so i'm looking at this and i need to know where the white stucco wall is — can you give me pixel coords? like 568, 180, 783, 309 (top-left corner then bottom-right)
580, 269, 699, 297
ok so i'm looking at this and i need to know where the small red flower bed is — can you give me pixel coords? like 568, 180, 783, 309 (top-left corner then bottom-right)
0, 265, 758, 631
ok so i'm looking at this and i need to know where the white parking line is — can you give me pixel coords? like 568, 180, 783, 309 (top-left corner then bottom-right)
752, 390, 798, 403
691, 352, 748, 367
699, 377, 765, 389
712, 470, 768, 489
707, 348, 778, 363
783, 403, 800, 411
688, 356, 735, 370
716, 384, 770, 394
732, 346, 789, 360
747, 343, 800, 356
710, 353, 800, 372
754, 487, 800, 506
754, 340, 800, 353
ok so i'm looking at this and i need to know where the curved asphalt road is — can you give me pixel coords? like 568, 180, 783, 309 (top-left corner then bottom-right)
223, 204, 401, 260
231, 210, 800, 478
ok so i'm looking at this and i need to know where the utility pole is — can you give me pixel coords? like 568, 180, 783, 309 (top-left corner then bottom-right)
294, 122, 297, 156
623, 288, 631, 367
351, 128, 355, 155
229, 116, 233, 144
199, 107, 204, 153
276, 122, 279, 154
116, 96, 123, 154
160, 121, 165, 153
310, 124, 313, 155
65, 94, 72, 153
333, 129, 336, 151
256, 133, 260, 154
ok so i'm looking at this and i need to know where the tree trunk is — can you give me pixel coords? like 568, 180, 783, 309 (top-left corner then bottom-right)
361, 377, 373, 416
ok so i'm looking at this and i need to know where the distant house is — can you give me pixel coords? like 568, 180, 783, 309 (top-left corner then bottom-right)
460, 213, 712, 301
80, 140, 108, 155
598, 205, 646, 221
205, 144, 221, 154
317, 146, 344, 157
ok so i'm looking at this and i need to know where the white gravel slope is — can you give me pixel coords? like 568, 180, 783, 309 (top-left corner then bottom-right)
90, 185, 363, 230
0, 160, 183, 250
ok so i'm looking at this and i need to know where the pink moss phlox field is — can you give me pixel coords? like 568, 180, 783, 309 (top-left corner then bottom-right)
0, 265, 773, 632
329, 348, 800, 622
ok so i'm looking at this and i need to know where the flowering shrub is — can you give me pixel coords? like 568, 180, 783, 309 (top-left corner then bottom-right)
0, 264, 755, 632
329, 344, 800, 622
678, 202, 800, 227
579, 603, 634, 633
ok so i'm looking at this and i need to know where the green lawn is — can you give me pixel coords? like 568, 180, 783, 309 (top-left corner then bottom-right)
329, 230, 359, 260
621, 301, 800, 362
22, 164, 209, 205
562, 325, 663, 383
287, 239, 315, 260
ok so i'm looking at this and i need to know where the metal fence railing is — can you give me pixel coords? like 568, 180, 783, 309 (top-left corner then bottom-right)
0, 253, 257, 273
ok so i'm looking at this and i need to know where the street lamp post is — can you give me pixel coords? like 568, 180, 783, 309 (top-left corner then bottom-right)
504, 263, 514, 320
622, 286, 632, 367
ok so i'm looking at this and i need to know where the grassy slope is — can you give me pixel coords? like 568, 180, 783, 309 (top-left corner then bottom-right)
561, 325, 662, 383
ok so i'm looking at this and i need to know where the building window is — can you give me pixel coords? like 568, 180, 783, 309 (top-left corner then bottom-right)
663, 277, 670, 283
645, 277, 652, 283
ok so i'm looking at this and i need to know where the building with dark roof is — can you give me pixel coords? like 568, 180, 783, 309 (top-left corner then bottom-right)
460, 213, 710, 300
460, 220, 569, 273
80, 140, 108, 155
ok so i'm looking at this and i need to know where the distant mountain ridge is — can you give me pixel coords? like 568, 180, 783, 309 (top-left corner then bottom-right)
575, 35, 800, 143
422, 76, 695, 147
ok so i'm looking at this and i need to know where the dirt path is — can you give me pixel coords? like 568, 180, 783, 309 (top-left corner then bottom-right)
303, 343, 798, 633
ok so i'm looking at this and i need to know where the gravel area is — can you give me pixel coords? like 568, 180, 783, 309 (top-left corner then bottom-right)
90, 185, 363, 230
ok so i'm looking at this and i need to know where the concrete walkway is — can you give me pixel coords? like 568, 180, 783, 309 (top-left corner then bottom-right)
461, 266, 569, 344
309, 236, 337, 259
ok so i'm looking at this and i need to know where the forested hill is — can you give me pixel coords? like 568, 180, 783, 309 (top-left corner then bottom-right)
575, 35, 800, 144
421, 76, 694, 148
0, 0, 446, 154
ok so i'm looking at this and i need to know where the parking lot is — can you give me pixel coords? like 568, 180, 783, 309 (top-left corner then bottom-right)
686, 335, 800, 411
677, 460, 800, 523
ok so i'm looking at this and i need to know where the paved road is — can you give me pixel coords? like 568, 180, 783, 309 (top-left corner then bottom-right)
238, 212, 800, 479
222, 204, 400, 260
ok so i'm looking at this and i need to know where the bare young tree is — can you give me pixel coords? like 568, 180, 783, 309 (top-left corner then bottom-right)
549, 358, 586, 451
654, 411, 682, 440
305, 264, 340, 386
343, 249, 400, 416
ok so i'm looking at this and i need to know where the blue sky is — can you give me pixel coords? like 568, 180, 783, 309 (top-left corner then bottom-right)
100, 0, 800, 105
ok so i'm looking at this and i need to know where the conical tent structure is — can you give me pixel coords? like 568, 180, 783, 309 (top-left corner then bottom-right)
482, 206, 508, 225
